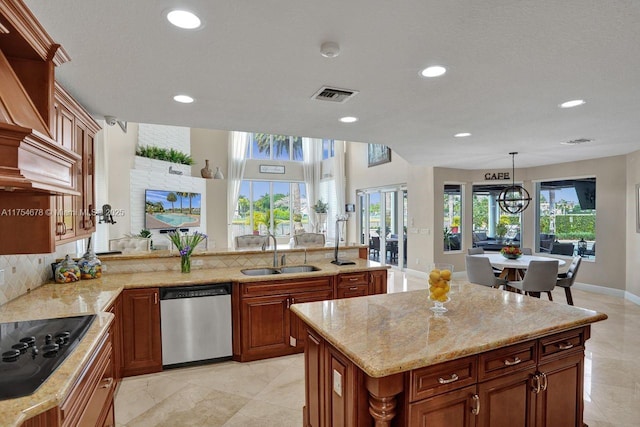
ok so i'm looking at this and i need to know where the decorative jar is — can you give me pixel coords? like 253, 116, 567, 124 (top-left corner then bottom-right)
54, 255, 81, 283
78, 248, 102, 279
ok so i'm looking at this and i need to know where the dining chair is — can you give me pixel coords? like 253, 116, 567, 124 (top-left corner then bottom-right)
234, 234, 268, 249
508, 260, 559, 301
293, 232, 326, 247
468, 247, 484, 255
556, 256, 582, 305
520, 248, 532, 255
465, 255, 508, 289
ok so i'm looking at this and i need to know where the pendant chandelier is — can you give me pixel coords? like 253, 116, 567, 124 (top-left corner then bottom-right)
497, 152, 531, 214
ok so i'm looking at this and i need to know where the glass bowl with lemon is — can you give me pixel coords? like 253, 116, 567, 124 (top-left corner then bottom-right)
428, 263, 454, 313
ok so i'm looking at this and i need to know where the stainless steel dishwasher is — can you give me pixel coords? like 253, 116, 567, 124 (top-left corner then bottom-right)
160, 283, 232, 368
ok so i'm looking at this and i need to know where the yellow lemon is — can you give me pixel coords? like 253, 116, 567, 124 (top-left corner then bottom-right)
440, 269, 452, 280
429, 271, 441, 282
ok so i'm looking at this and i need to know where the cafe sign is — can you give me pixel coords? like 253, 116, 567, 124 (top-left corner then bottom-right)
484, 172, 510, 180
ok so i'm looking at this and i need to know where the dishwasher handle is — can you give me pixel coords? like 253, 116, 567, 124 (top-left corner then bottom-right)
160, 283, 232, 300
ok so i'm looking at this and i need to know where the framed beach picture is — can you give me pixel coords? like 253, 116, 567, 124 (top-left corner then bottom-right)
368, 144, 391, 167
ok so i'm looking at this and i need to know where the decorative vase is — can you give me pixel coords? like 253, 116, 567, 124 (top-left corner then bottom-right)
180, 255, 191, 273
201, 159, 213, 179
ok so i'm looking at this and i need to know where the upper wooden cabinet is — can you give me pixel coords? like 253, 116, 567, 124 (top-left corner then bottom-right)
0, 1, 100, 254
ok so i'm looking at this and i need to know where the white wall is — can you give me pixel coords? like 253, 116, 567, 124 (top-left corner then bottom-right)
626, 150, 640, 298
190, 128, 229, 249
138, 123, 190, 153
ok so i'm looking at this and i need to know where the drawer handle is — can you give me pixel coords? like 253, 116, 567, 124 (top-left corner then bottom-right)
349, 286, 358, 291
471, 394, 480, 415
503, 356, 522, 366
540, 372, 548, 391
558, 341, 574, 350
348, 277, 358, 282
100, 377, 114, 389
438, 373, 459, 384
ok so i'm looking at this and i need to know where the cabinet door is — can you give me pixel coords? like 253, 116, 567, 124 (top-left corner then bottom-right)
121, 288, 162, 377
368, 270, 387, 295
75, 121, 95, 233
290, 289, 333, 349
536, 352, 584, 427
408, 385, 477, 427
304, 329, 323, 427
54, 99, 75, 151
476, 368, 536, 427
240, 294, 290, 360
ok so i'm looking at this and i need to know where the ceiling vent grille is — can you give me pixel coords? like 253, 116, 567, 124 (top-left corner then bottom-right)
311, 86, 358, 103
561, 138, 594, 145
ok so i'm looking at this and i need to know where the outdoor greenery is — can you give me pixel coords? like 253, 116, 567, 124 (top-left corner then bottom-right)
136, 145, 194, 165
254, 134, 303, 159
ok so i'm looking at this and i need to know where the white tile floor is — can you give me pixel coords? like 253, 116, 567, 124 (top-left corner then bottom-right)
115, 271, 640, 426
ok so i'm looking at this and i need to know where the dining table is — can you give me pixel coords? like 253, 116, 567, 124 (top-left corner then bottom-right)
471, 253, 566, 281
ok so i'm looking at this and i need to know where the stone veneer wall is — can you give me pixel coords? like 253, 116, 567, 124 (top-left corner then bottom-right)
102, 247, 361, 274
138, 123, 190, 153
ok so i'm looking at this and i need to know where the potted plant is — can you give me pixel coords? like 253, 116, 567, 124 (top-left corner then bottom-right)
311, 199, 329, 214
495, 221, 508, 243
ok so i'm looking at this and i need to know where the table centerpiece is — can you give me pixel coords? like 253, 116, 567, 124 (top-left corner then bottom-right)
500, 245, 522, 260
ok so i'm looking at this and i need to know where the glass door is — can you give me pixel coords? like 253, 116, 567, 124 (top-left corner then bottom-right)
357, 186, 407, 269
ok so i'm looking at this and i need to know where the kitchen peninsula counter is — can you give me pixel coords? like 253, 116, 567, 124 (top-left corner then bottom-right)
0, 259, 385, 426
291, 282, 607, 426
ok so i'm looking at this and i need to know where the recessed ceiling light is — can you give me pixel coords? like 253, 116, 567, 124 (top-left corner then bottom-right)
166, 10, 201, 29
339, 116, 358, 123
173, 94, 194, 104
559, 99, 585, 108
454, 132, 471, 138
420, 65, 447, 78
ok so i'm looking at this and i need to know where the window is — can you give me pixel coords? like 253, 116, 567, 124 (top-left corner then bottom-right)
536, 178, 596, 258
322, 139, 335, 159
246, 134, 303, 161
444, 184, 462, 251
471, 184, 522, 248
233, 180, 308, 237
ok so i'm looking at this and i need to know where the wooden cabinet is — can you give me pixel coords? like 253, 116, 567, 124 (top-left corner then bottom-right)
52, 84, 99, 244
236, 277, 333, 362
22, 330, 115, 427
235, 270, 387, 362
105, 295, 123, 384
336, 272, 369, 299
302, 326, 589, 427
121, 288, 162, 377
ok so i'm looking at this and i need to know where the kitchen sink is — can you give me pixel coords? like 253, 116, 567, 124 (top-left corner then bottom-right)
279, 265, 320, 274
240, 265, 320, 276
240, 268, 281, 276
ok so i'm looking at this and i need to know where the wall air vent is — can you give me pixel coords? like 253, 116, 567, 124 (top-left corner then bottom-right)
311, 86, 359, 103
561, 138, 594, 145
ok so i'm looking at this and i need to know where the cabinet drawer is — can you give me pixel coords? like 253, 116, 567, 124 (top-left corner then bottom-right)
337, 284, 368, 299
61, 332, 113, 427
337, 272, 368, 287
539, 328, 585, 361
478, 341, 537, 381
409, 356, 477, 401
242, 277, 332, 297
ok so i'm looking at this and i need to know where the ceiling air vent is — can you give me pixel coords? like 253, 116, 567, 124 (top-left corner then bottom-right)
311, 86, 358, 103
561, 138, 594, 146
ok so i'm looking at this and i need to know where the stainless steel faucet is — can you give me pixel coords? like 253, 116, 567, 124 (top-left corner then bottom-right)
280, 254, 286, 266
266, 231, 278, 267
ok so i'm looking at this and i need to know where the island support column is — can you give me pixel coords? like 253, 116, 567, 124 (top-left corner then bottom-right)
365, 373, 404, 426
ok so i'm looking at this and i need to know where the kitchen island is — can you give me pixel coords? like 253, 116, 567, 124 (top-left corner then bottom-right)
291, 282, 607, 427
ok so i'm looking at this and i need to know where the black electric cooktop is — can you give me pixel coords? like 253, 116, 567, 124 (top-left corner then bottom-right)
0, 314, 96, 400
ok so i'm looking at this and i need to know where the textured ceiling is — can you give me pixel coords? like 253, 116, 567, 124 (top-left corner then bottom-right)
23, 0, 640, 169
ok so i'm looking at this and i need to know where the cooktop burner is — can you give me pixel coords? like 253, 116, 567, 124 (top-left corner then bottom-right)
0, 314, 96, 400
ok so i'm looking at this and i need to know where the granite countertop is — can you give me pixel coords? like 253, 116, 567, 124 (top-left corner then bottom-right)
0, 259, 385, 425
291, 282, 608, 378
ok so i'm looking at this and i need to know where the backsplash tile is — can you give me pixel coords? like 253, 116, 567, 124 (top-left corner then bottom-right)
0, 241, 79, 306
